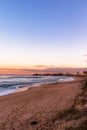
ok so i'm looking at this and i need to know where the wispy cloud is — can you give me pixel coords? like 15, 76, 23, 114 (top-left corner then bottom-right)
34, 65, 47, 68
34, 65, 55, 68
22, 67, 87, 73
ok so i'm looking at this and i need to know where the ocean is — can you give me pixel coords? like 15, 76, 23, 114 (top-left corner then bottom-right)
0, 75, 74, 96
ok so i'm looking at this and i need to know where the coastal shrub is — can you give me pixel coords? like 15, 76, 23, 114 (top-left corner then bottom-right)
65, 119, 87, 130
82, 81, 87, 90
80, 98, 87, 105
58, 107, 79, 120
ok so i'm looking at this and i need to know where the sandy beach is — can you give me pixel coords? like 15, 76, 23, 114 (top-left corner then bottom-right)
0, 77, 86, 130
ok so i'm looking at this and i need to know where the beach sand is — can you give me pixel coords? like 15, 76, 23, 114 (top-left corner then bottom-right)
0, 77, 86, 130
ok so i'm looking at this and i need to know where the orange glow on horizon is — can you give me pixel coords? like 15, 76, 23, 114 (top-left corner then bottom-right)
0, 69, 32, 75
0, 66, 86, 75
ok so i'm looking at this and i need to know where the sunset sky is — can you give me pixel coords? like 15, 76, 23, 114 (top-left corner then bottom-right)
0, 0, 87, 74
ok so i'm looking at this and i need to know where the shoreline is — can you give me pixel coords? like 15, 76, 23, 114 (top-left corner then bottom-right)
0, 76, 75, 97
0, 76, 86, 130
14, 86, 29, 93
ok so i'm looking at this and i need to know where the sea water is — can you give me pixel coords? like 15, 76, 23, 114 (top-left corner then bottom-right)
0, 75, 74, 96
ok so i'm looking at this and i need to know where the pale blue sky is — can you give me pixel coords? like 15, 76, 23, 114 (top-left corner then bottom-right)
0, 0, 87, 69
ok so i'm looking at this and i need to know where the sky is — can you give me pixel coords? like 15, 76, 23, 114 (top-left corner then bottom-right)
0, 0, 87, 74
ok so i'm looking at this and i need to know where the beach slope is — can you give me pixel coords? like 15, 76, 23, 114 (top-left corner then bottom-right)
0, 78, 85, 130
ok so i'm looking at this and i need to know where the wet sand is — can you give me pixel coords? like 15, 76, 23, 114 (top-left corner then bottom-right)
0, 77, 85, 130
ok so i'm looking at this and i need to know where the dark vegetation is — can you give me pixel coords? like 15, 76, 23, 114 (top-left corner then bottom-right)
57, 107, 79, 121
51, 79, 87, 129
65, 119, 87, 130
